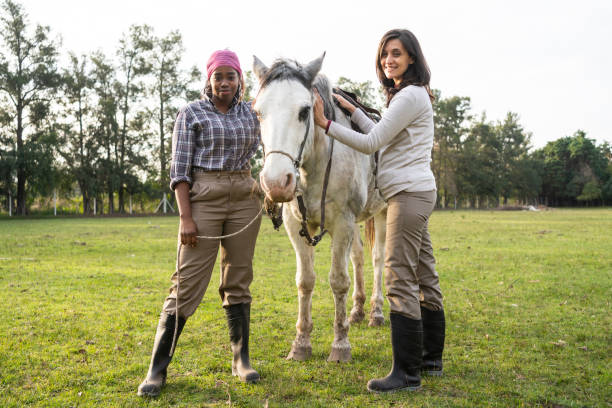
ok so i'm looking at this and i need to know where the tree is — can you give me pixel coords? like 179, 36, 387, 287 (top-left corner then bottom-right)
115, 24, 153, 212
243, 70, 263, 179
0, 0, 60, 214
533, 130, 608, 206
600, 142, 612, 204
148, 29, 200, 192
336, 76, 384, 113
22, 95, 60, 207
432, 90, 471, 207
90, 50, 119, 214
457, 114, 502, 207
56, 53, 98, 213
0, 132, 16, 212
512, 156, 542, 205
243, 70, 256, 102
577, 180, 601, 205
496, 112, 532, 204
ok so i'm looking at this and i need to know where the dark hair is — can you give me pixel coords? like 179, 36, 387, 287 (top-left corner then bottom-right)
375, 29, 434, 106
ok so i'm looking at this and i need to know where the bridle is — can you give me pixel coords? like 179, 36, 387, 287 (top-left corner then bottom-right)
261, 99, 334, 247
263, 107, 311, 190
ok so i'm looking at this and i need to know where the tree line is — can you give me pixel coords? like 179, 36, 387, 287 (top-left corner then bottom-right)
432, 94, 611, 208
1, 0, 610, 216
0, 0, 202, 215
337, 81, 611, 208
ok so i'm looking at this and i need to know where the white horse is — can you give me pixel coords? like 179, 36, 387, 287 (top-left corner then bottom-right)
253, 54, 387, 362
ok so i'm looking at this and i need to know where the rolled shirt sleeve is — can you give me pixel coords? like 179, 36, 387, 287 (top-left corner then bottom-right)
169, 108, 195, 190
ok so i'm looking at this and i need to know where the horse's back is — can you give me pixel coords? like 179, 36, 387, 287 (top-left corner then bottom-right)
329, 106, 386, 222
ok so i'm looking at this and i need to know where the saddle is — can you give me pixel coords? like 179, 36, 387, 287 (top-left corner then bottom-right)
332, 87, 381, 191
332, 87, 382, 124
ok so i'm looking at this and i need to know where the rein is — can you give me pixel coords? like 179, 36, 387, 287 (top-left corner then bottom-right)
296, 137, 334, 246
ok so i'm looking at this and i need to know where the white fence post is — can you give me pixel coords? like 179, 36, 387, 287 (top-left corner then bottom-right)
54, 189, 57, 216
8, 191, 11, 217
129, 195, 133, 215
94, 197, 97, 215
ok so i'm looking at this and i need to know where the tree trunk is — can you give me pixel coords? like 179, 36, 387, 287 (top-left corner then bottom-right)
80, 180, 90, 215
159, 93, 166, 190
16, 105, 26, 215
108, 187, 114, 214
118, 187, 124, 213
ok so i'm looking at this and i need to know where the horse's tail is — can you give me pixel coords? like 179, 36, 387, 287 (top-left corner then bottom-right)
365, 218, 375, 250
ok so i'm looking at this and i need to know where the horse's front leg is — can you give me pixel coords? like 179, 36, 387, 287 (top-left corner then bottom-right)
327, 218, 354, 362
284, 206, 316, 361
349, 224, 365, 324
369, 209, 387, 327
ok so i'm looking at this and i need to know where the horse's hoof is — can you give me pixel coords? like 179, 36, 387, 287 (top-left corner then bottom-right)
368, 315, 385, 327
349, 309, 365, 324
287, 345, 312, 361
327, 347, 351, 362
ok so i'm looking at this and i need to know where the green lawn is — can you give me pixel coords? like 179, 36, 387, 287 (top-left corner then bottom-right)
0, 209, 610, 407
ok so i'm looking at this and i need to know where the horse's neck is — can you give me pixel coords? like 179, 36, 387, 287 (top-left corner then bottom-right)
299, 125, 330, 195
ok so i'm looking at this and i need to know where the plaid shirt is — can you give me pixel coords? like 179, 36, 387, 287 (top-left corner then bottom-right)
169, 96, 260, 190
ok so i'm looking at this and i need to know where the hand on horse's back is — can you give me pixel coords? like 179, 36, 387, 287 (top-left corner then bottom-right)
313, 89, 328, 128
332, 93, 356, 114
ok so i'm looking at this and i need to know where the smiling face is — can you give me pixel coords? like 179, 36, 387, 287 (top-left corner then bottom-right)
210, 66, 240, 106
380, 38, 414, 86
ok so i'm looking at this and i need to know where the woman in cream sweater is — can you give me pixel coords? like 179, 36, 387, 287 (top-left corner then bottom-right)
314, 28, 446, 393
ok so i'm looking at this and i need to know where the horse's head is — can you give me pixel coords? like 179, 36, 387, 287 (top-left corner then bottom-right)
253, 53, 325, 203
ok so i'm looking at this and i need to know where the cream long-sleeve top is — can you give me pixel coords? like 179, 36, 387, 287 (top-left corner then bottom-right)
327, 85, 436, 200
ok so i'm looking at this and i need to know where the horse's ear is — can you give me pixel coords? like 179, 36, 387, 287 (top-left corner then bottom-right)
304, 52, 326, 84
253, 55, 268, 83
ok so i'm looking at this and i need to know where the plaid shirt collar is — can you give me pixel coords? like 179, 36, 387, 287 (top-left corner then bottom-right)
201, 90, 241, 112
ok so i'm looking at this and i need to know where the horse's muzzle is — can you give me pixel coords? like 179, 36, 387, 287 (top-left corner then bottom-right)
260, 172, 296, 203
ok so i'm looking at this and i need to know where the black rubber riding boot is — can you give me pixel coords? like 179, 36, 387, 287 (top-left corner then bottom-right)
367, 313, 423, 393
225, 303, 260, 383
137, 312, 186, 397
421, 307, 445, 376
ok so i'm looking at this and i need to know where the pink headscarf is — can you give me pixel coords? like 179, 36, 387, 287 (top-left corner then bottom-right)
206, 49, 242, 80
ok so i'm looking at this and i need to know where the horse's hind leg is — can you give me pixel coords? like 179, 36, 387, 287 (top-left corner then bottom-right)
349, 224, 366, 324
284, 207, 315, 361
327, 220, 353, 362
369, 209, 386, 327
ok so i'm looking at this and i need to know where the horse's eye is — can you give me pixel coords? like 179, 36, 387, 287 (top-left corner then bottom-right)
298, 106, 310, 122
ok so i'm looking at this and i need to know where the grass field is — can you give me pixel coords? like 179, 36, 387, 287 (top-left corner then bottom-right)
0, 209, 610, 407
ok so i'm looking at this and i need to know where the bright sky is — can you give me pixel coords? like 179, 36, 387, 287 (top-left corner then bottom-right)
15, 0, 612, 149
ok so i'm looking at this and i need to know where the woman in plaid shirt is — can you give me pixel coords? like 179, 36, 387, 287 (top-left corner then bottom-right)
138, 50, 262, 397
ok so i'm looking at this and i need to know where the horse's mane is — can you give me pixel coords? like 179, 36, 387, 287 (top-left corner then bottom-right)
259, 59, 311, 91
312, 75, 337, 122
260, 58, 337, 121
